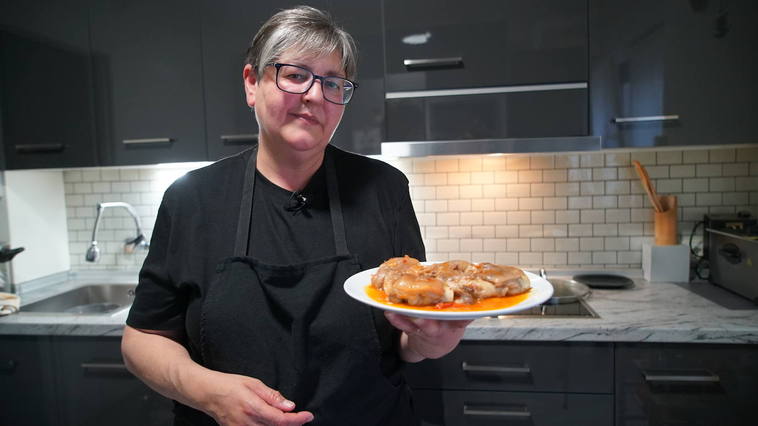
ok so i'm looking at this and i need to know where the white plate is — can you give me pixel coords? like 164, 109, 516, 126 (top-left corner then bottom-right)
343, 264, 554, 320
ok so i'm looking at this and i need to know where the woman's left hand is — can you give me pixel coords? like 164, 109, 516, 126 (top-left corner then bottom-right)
384, 312, 473, 362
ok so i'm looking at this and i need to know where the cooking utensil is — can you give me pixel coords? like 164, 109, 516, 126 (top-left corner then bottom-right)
632, 160, 664, 212
572, 273, 635, 289
540, 269, 591, 304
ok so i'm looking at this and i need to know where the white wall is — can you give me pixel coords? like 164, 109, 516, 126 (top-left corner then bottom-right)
5, 170, 70, 283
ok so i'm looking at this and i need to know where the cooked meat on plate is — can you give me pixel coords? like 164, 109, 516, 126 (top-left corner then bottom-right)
371, 256, 530, 306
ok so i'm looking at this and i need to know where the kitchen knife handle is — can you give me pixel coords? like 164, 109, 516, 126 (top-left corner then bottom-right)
122, 138, 173, 145
612, 114, 680, 124
403, 57, 464, 70
643, 369, 720, 384
14, 143, 65, 153
81, 362, 130, 374
220, 134, 258, 144
462, 362, 531, 375
463, 404, 531, 419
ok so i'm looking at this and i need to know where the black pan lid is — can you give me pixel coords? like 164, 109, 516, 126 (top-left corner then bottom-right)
572, 273, 634, 289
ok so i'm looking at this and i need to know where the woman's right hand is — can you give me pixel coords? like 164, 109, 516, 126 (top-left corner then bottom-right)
201, 371, 314, 426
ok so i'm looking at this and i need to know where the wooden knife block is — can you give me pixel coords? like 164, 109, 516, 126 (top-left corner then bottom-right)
654, 195, 678, 245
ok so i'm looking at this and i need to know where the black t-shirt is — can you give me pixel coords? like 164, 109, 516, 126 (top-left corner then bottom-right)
248, 164, 335, 263
127, 145, 425, 365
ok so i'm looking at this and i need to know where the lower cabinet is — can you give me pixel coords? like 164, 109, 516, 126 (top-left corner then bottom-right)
0, 335, 173, 426
53, 336, 174, 426
615, 343, 758, 426
0, 335, 58, 426
406, 341, 614, 426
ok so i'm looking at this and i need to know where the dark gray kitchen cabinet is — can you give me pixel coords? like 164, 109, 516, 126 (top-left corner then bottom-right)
406, 341, 614, 426
201, 0, 384, 158
615, 343, 758, 426
53, 336, 174, 426
0, 0, 98, 169
200, 0, 326, 161
590, 0, 758, 148
0, 335, 58, 426
382, 0, 588, 143
90, 0, 207, 166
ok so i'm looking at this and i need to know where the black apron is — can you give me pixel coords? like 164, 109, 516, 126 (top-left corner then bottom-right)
185, 148, 415, 425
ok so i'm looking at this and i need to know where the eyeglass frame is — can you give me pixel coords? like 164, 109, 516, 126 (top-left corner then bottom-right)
266, 62, 358, 105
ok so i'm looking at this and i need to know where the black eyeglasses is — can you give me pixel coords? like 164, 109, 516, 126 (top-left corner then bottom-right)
269, 63, 357, 105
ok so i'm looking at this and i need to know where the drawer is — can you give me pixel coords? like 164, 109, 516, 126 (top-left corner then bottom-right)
406, 341, 612, 393
414, 389, 613, 426
385, 89, 588, 142
615, 343, 758, 426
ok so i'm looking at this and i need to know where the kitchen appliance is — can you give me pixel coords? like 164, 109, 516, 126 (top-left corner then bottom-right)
704, 212, 758, 303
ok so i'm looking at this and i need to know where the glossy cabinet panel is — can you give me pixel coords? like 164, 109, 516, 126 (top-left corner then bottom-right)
384, 0, 587, 92
53, 336, 173, 426
615, 343, 758, 426
201, 0, 383, 158
386, 89, 587, 141
590, 0, 758, 148
90, 0, 207, 165
0, 0, 98, 169
0, 336, 58, 426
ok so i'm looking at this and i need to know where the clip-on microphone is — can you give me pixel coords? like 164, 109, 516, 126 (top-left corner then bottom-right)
285, 191, 308, 214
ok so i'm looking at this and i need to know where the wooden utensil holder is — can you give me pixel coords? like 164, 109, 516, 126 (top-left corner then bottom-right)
654, 195, 678, 245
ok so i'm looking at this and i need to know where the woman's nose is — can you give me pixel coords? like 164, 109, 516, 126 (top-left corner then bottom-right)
302, 78, 324, 103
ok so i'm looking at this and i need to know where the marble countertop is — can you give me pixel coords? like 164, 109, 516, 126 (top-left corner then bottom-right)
2, 269, 757, 344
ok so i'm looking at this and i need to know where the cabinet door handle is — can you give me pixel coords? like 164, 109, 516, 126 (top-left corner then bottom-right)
122, 138, 173, 145
14, 143, 65, 153
81, 362, 130, 373
611, 114, 680, 123
462, 362, 531, 375
463, 405, 531, 419
643, 369, 720, 384
0, 359, 17, 372
403, 57, 464, 70
220, 134, 258, 144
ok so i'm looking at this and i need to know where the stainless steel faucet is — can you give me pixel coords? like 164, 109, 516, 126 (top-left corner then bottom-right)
85, 202, 149, 262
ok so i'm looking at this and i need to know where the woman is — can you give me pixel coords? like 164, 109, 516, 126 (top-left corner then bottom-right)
122, 6, 470, 425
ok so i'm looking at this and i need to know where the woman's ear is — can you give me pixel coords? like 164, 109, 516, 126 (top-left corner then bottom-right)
243, 64, 257, 108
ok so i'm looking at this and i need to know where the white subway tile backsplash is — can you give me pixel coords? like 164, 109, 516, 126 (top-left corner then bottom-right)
696, 164, 722, 177
60, 145, 756, 271
460, 185, 482, 198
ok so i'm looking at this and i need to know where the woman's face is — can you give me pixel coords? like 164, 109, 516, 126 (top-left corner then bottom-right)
244, 49, 346, 155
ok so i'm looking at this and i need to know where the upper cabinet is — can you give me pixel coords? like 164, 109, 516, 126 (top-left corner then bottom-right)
382, 0, 589, 143
90, 0, 207, 166
0, 0, 98, 169
590, 0, 758, 148
201, 0, 383, 158
384, 0, 587, 91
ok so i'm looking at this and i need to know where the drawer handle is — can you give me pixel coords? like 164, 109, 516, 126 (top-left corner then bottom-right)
462, 362, 531, 375
643, 369, 720, 384
0, 359, 17, 372
122, 137, 173, 145
463, 405, 531, 419
220, 134, 258, 144
403, 57, 464, 70
612, 114, 680, 124
81, 362, 130, 373
14, 143, 65, 153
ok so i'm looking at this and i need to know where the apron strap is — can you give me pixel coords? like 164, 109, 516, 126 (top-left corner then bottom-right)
324, 150, 349, 256
233, 147, 257, 257
233, 145, 349, 257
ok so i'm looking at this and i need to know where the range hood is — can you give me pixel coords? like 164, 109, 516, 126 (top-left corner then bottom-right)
380, 136, 601, 157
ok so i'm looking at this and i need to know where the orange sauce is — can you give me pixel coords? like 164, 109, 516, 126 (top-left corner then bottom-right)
365, 285, 531, 312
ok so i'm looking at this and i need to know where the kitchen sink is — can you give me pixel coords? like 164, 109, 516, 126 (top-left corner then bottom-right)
21, 284, 136, 315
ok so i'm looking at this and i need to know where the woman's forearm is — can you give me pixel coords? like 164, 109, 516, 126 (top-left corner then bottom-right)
121, 325, 215, 412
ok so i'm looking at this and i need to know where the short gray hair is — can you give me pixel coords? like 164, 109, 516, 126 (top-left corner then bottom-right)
245, 6, 358, 81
